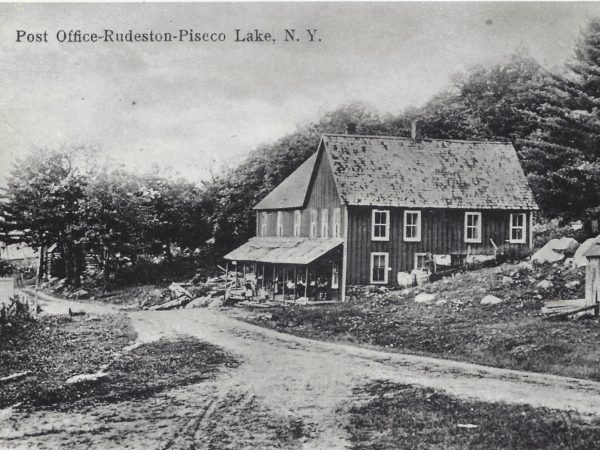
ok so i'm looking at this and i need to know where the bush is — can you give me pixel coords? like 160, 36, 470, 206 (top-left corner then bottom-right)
113, 255, 200, 286
0, 295, 36, 337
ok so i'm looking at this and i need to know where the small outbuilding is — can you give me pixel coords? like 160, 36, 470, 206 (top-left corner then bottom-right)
583, 239, 600, 316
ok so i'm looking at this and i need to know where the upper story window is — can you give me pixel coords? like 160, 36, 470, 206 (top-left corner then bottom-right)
260, 212, 268, 237
293, 210, 301, 237
372, 209, 390, 241
403, 210, 421, 242
310, 209, 318, 238
464, 212, 482, 243
320, 208, 329, 237
509, 213, 527, 244
276, 211, 284, 237
332, 208, 341, 238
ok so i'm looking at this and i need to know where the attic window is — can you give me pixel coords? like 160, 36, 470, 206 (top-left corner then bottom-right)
464, 212, 482, 243
293, 210, 301, 237
509, 213, 527, 244
333, 208, 341, 238
372, 209, 390, 241
310, 209, 318, 238
276, 211, 284, 237
403, 210, 421, 242
261, 212, 268, 237
321, 208, 329, 237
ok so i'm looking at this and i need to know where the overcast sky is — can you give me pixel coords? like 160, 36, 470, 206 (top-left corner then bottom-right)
2, 2, 600, 186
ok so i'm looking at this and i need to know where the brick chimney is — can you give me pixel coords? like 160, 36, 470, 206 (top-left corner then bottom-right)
346, 122, 357, 134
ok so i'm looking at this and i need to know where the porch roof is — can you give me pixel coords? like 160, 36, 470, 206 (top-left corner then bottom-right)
224, 237, 344, 265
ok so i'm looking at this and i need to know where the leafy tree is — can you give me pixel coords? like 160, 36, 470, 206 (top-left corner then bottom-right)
4, 147, 88, 286
138, 175, 210, 258
78, 168, 147, 287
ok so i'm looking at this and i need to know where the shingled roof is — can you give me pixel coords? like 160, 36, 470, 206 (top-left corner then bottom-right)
254, 134, 538, 211
253, 153, 317, 210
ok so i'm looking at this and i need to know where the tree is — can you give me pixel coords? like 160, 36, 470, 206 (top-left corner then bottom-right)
138, 175, 210, 258
4, 147, 88, 286
78, 168, 147, 287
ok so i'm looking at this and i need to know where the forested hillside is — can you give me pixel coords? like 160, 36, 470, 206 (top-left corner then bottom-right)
206, 19, 600, 255
4, 18, 600, 288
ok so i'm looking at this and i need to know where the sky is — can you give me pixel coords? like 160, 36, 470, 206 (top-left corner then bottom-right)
2, 2, 600, 186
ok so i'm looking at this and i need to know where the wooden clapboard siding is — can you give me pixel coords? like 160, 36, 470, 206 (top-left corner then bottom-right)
346, 206, 533, 285
256, 149, 343, 238
306, 150, 342, 211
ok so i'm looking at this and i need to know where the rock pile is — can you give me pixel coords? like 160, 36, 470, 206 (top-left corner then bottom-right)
532, 237, 580, 264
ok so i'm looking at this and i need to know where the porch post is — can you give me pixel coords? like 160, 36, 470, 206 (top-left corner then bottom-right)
341, 206, 349, 302
234, 263, 238, 289
273, 265, 276, 300
304, 266, 308, 298
283, 266, 287, 300
293, 266, 297, 299
225, 261, 229, 301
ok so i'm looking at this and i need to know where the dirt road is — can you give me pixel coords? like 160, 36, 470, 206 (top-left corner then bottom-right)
3, 301, 600, 449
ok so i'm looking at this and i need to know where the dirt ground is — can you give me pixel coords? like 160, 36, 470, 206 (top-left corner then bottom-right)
3, 296, 600, 449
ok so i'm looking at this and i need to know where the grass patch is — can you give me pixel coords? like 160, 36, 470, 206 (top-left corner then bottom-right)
0, 314, 237, 411
244, 263, 600, 381
30, 337, 238, 410
346, 380, 600, 450
0, 314, 135, 409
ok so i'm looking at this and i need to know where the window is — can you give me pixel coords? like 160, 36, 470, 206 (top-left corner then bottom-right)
510, 213, 527, 243
414, 253, 427, 271
372, 209, 390, 241
370, 252, 389, 284
310, 209, 318, 238
331, 262, 339, 289
332, 208, 341, 238
464, 212, 482, 243
403, 210, 421, 242
320, 208, 329, 237
260, 212, 268, 237
276, 211, 284, 237
293, 210, 301, 237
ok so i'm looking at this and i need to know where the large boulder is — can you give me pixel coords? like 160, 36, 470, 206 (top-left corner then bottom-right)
532, 237, 580, 264
573, 237, 599, 267
186, 296, 211, 309
397, 272, 414, 288
553, 237, 580, 255
414, 293, 436, 304
480, 295, 503, 305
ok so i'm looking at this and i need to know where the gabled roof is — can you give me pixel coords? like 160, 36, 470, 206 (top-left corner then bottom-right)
253, 153, 317, 210
253, 133, 538, 211
324, 134, 538, 210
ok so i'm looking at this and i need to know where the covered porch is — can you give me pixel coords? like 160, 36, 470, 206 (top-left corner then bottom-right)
224, 237, 344, 303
